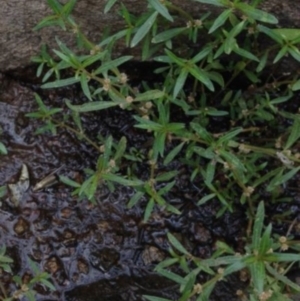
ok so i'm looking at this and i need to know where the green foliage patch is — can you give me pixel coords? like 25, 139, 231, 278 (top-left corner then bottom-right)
26, 0, 300, 299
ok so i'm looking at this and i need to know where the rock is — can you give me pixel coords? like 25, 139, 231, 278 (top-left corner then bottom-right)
1, 1, 300, 72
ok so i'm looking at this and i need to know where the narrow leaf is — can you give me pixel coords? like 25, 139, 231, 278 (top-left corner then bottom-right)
292, 79, 300, 91
104, 0, 118, 13
167, 232, 190, 255
59, 175, 81, 188
66, 99, 119, 112
193, 0, 226, 7
173, 68, 188, 98
152, 28, 186, 43
148, 0, 173, 22
197, 193, 216, 205
209, 9, 232, 34
41, 77, 80, 89
155, 171, 178, 182
188, 67, 214, 91
0, 142, 7, 155
164, 142, 185, 165
135, 90, 165, 101
285, 118, 300, 149
236, 3, 278, 24
94, 56, 133, 74
252, 201, 265, 251
127, 191, 144, 208
80, 73, 92, 101
131, 11, 158, 47
249, 261, 265, 294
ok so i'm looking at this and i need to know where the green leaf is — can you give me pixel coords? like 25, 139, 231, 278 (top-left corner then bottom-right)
197, 281, 216, 301
59, 175, 81, 188
40, 278, 56, 291
167, 232, 190, 256
127, 191, 145, 208
209, 9, 232, 34
264, 252, 300, 262
144, 198, 155, 222
236, 3, 278, 24
256, 51, 269, 73
66, 99, 119, 112
165, 49, 185, 67
153, 131, 167, 157
94, 56, 133, 74
80, 73, 92, 101
188, 67, 214, 91
148, 0, 173, 22
218, 127, 243, 144
0, 186, 7, 198
191, 46, 213, 63
164, 142, 185, 165
34, 93, 48, 111
205, 160, 216, 184
47, 0, 63, 14
134, 116, 162, 131
288, 45, 300, 62
173, 68, 188, 98
0, 142, 7, 155
155, 171, 178, 182
218, 149, 245, 173
52, 50, 76, 68
79, 175, 98, 200
285, 118, 300, 149
41, 77, 80, 89
292, 79, 300, 91
157, 268, 185, 284
253, 166, 282, 187
114, 136, 127, 161
131, 11, 158, 47
180, 272, 196, 296
152, 28, 186, 43
0, 255, 13, 264
224, 21, 245, 54
206, 72, 224, 88
273, 28, 300, 41
233, 47, 260, 62
99, 29, 128, 47
248, 261, 265, 294
266, 264, 300, 292
62, 0, 77, 16
155, 258, 179, 271
273, 44, 289, 64
257, 25, 283, 44
223, 260, 246, 277
190, 122, 213, 143
104, 0, 118, 13
267, 167, 300, 191
252, 201, 265, 251
197, 193, 216, 205
270, 91, 292, 104
193, 0, 226, 7
82, 51, 107, 67
33, 15, 64, 31
135, 90, 165, 101
258, 223, 272, 255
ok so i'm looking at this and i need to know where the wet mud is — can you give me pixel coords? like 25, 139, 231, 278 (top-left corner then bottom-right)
0, 70, 297, 301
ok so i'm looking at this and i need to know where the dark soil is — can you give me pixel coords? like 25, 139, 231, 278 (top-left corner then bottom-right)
0, 68, 299, 301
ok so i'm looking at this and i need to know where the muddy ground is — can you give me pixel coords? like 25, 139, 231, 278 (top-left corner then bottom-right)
0, 68, 299, 301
